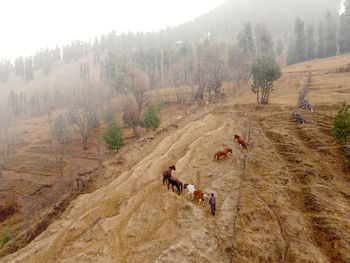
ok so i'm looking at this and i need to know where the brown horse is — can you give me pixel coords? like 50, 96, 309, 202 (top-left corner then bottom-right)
237, 138, 247, 150
234, 134, 241, 142
193, 190, 208, 205
167, 175, 183, 195
163, 165, 176, 185
214, 148, 232, 160
234, 134, 247, 150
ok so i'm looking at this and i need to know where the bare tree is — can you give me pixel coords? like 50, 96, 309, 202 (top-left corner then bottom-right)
113, 66, 149, 139
0, 105, 15, 157
68, 86, 100, 150
48, 115, 71, 175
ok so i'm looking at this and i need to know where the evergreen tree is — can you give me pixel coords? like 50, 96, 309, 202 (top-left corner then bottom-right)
102, 120, 124, 151
122, 113, 133, 128
51, 115, 71, 145
255, 24, 274, 57
250, 54, 282, 104
14, 57, 24, 79
286, 38, 296, 65
276, 38, 284, 56
317, 21, 325, 58
332, 102, 350, 164
140, 104, 161, 131
52, 46, 61, 61
0, 60, 13, 83
324, 11, 337, 57
338, 0, 350, 54
306, 24, 316, 60
294, 17, 306, 63
93, 37, 100, 64
24, 57, 34, 82
236, 22, 256, 81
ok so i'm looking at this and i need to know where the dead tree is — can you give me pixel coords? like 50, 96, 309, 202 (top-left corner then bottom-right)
49, 115, 71, 175
68, 86, 100, 150
113, 66, 149, 139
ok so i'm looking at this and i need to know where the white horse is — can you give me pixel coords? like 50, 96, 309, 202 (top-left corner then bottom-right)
184, 184, 196, 199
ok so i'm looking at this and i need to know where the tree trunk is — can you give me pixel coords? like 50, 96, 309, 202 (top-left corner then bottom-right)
257, 87, 260, 104
132, 125, 140, 139
83, 134, 88, 150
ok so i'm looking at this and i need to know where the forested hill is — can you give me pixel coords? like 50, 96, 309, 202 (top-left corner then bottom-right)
171, 0, 341, 41
0, 0, 347, 119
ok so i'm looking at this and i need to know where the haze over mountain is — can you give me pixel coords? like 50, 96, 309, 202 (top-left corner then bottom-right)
0, 0, 343, 60
0, 0, 350, 262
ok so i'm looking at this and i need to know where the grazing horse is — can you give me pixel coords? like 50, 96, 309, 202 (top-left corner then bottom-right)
237, 138, 247, 150
163, 165, 176, 185
193, 190, 208, 205
184, 184, 196, 199
234, 134, 247, 150
234, 134, 241, 142
167, 176, 183, 195
214, 148, 232, 160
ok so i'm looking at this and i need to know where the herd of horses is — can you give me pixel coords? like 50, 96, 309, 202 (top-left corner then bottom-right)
162, 167, 208, 204
162, 134, 247, 201
213, 134, 247, 160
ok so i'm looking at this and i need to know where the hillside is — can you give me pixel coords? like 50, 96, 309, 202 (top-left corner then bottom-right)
1, 53, 350, 262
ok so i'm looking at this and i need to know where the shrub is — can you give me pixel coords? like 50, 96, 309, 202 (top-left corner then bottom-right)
332, 102, 350, 145
51, 115, 71, 144
102, 121, 124, 151
332, 102, 350, 165
1, 233, 11, 247
103, 105, 115, 123
140, 104, 161, 131
122, 113, 133, 128
87, 111, 100, 130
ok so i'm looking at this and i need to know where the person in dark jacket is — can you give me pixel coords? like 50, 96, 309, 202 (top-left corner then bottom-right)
209, 193, 216, 216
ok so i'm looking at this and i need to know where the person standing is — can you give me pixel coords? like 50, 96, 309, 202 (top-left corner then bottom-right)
209, 193, 216, 216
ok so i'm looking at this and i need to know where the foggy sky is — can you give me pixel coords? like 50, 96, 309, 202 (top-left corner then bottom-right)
0, 0, 225, 60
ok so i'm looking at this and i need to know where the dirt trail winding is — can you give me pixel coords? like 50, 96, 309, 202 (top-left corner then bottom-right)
1, 113, 249, 263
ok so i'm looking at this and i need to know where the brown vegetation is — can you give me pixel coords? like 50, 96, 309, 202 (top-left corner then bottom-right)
1, 53, 350, 262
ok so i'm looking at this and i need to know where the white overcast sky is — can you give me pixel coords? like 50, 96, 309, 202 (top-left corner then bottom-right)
0, 0, 226, 60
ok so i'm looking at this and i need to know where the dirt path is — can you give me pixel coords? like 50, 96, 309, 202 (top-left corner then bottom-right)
1, 112, 249, 263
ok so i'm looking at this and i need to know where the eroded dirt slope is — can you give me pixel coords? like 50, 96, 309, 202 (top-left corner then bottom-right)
1, 112, 251, 263
2, 55, 350, 262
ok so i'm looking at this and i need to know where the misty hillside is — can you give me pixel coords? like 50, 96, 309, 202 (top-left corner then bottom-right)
1, 0, 350, 261
170, 0, 341, 41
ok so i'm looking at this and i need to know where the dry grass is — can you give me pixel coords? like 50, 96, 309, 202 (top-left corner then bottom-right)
1, 53, 350, 261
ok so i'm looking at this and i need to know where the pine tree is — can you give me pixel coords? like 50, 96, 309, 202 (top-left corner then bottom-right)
306, 24, 316, 60
250, 54, 282, 104
276, 38, 284, 56
286, 38, 296, 65
24, 57, 33, 82
294, 17, 306, 63
338, 0, 350, 54
102, 121, 124, 151
332, 102, 350, 164
140, 104, 161, 131
93, 37, 100, 64
317, 21, 325, 58
324, 11, 337, 57
51, 115, 71, 145
14, 57, 24, 79
255, 24, 274, 57
236, 22, 256, 81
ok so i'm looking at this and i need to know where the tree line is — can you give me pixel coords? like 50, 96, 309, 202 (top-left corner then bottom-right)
287, 2, 350, 65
